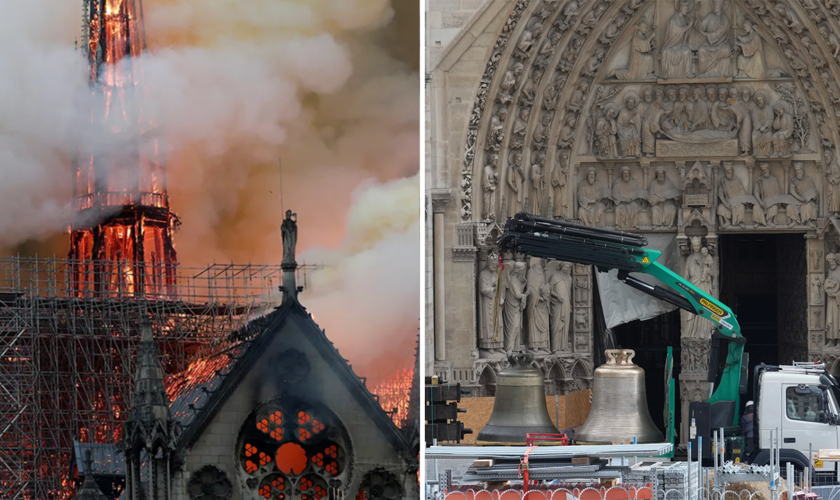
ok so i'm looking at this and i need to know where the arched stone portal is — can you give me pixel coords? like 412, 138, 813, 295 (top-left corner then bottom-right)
427, 0, 840, 447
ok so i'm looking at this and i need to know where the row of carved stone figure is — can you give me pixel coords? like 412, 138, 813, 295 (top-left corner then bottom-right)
592, 85, 795, 158
717, 161, 820, 228
577, 165, 680, 229
479, 256, 583, 354
483, 148, 569, 220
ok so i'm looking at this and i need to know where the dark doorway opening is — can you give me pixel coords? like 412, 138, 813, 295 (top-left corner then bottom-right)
611, 310, 681, 433
719, 233, 806, 404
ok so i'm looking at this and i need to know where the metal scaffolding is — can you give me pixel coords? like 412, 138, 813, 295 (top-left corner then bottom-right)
0, 256, 283, 499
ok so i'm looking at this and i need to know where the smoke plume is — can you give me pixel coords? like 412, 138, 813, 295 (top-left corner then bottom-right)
0, 0, 419, 383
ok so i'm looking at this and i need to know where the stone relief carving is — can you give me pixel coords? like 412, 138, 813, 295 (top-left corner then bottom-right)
696, 0, 734, 78
736, 20, 776, 78
753, 162, 786, 226
682, 237, 718, 339
826, 148, 840, 213
460, 0, 529, 221
718, 162, 757, 228
612, 165, 647, 229
552, 150, 569, 217
456, 0, 840, 372
661, 0, 695, 78
682, 339, 710, 372
790, 161, 819, 224
587, 84, 807, 159
617, 92, 642, 158
812, 273, 825, 304
507, 150, 525, 217
577, 167, 610, 226
530, 152, 548, 215
611, 16, 656, 80
482, 154, 499, 221
649, 166, 680, 227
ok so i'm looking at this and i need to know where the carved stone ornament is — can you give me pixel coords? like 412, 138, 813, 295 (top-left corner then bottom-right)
359, 467, 403, 500
456, 0, 840, 228
188, 465, 233, 500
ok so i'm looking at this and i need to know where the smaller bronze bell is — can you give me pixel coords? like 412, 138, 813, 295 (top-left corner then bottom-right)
476, 352, 560, 445
575, 349, 664, 444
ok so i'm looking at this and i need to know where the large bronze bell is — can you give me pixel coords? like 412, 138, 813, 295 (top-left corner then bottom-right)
575, 349, 664, 444
476, 352, 561, 445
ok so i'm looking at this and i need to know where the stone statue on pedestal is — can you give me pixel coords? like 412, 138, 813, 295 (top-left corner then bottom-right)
281, 210, 297, 265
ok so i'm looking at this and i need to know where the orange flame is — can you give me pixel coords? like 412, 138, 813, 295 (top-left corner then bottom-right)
370, 367, 413, 425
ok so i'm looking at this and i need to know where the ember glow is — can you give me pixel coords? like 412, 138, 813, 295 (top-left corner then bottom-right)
69, 0, 177, 298
370, 366, 413, 425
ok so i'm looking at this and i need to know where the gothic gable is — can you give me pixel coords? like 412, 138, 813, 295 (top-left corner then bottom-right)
169, 301, 412, 499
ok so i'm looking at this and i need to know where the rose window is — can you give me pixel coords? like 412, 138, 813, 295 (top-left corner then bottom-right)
238, 399, 351, 499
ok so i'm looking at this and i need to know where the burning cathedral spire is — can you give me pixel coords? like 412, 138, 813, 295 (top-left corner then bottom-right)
70, 0, 178, 296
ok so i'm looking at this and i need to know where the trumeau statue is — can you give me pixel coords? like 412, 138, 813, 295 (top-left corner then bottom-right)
682, 237, 718, 339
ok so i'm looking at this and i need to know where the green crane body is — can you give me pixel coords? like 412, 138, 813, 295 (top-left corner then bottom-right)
499, 213, 744, 425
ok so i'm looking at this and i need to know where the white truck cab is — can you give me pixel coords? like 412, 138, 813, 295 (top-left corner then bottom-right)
754, 362, 840, 479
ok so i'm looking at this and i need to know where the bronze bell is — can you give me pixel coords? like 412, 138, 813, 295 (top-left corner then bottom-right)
476, 352, 561, 445
575, 349, 664, 444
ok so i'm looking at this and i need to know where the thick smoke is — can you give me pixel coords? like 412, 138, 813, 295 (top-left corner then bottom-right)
0, 0, 419, 382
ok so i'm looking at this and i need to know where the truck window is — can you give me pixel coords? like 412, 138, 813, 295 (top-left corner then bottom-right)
786, 386, 825, 422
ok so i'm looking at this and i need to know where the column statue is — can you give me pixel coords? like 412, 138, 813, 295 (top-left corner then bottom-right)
526, 257, 551, 353
479, 259, 504, 352
548, 261, 573, 353
503, 261, 527, 353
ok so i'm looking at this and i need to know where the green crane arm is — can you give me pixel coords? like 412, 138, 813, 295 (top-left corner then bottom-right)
499, 213, 744, 418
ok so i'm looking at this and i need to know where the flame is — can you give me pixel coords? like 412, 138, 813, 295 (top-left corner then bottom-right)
370, 367, 413, 426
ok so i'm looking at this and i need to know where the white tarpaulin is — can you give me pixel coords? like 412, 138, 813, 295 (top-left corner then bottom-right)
595, 233, 680, 329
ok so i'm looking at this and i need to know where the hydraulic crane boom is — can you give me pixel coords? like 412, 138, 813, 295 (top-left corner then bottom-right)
499, 213, 745, 420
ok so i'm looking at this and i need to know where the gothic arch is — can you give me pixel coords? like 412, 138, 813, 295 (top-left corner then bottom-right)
461, 0, 840, 226
478, 365, 498, 397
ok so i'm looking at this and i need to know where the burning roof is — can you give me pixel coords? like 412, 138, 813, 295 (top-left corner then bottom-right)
165, 299, 413, 456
